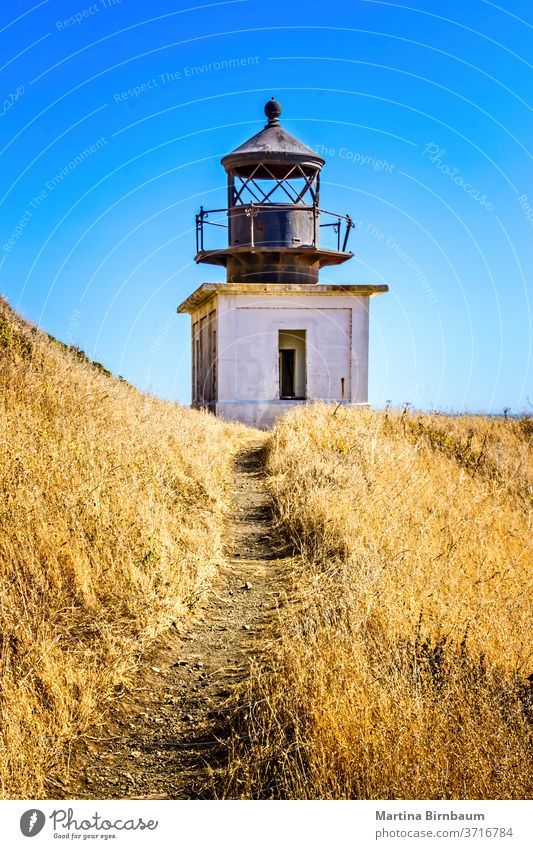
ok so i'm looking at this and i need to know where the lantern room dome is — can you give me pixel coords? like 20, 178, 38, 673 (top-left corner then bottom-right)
221, 98, 325, 179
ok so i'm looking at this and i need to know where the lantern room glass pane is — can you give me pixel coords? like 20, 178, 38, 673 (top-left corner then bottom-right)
234, 177, 315, 206
231, 163, 319, 206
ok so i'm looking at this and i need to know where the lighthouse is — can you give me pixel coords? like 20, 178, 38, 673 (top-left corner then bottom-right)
177, 98, 388, 428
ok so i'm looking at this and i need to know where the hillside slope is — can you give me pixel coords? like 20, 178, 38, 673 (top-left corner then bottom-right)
0, 297, 245, 798
228, 404, 533, 799
2, 299, 531, 801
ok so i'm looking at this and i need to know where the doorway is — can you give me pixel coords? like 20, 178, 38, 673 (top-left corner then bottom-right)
279, 330, 306, 399
280, 349, 295, 398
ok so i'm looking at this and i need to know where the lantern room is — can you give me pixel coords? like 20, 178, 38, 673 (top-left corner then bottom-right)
194, 97, 355, 285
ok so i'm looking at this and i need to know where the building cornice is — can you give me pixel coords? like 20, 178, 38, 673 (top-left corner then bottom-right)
177, 282, 389, 314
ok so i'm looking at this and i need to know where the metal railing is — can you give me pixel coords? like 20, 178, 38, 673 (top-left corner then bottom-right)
195, 204, 355, 254
318, 207, 355, 252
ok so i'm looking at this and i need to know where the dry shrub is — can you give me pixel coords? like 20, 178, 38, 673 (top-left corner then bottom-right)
227, 404, 533, 799
0, 297, 245, 798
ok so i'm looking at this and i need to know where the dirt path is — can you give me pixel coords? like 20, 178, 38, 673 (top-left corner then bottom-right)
59, 435, 293, 799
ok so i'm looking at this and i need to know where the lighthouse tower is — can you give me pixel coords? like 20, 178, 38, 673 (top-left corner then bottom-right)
177, 98, 388, 429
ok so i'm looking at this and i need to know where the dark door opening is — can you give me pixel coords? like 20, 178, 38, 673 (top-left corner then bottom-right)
280, 349, 295, 398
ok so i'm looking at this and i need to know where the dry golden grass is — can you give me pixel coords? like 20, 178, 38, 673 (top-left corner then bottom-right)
3, 297, 531, 800
0, 297, 245, 799
227, 404, 533, 799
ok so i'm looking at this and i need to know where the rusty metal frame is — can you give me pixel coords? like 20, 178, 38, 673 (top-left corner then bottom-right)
231, 162, 318, 207
195, 205, 228, 252
196, 204, 354, 253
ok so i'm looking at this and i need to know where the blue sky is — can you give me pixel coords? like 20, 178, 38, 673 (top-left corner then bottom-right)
1, 0, 531, 412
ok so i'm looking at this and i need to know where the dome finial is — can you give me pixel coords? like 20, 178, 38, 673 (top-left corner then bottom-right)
264, 97, 282, 127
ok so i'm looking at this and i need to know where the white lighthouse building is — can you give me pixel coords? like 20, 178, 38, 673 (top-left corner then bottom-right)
178, 98, 387, 429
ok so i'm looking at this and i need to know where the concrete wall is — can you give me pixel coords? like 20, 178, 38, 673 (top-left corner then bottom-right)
191, 300, 217, 407
216, 292, 369, 401
215, 400, 369, 430
209, 291, 370, 427
187, 291, 370, 426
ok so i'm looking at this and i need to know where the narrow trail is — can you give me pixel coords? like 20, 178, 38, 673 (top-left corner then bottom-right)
59, 435, 293, 800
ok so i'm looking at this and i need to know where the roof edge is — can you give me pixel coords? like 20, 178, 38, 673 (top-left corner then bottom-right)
177, 282, 389, 313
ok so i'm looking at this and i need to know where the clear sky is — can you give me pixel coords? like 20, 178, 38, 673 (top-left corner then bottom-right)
1, 0, 532, 413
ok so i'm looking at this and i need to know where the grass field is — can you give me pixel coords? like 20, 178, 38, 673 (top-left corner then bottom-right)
1, 297, 531, 800
228, 404, 533, 799
0, 298, 244, 798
